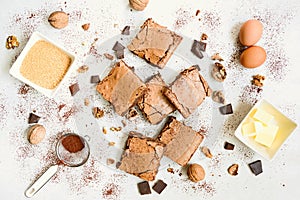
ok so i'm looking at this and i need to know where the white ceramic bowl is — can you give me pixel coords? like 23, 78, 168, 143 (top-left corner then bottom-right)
235, 99, 297, 160
9, 32, 76, 98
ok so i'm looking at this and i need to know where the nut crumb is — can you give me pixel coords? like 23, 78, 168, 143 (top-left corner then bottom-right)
201, 33, 208, 41
201, 146, 213, 158
104, 53, 114, 60
108, 142, 115, 146
77, 65, 89, 73
93, 107, 104, 118
126, 108, 138, 119
211, 53, 224, 61
251, 74, 265, 87
110, 127, 122, 131
6, 35, 19, 49
167, 168, 174, 174
107, 158, 115, 165
121, 120, 127, 127
212, 62, 227, 82
82, 23, 90, 31
103, 127, 107, 134
212, 90, 225, 104
84, 98, 90, 106
228, 164, 239, 176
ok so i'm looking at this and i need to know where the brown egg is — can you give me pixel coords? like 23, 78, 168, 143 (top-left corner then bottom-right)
240, 46, 266, 68
239, 19, 263, 46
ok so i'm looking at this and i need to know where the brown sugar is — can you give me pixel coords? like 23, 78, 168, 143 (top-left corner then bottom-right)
20, 40, 72, 89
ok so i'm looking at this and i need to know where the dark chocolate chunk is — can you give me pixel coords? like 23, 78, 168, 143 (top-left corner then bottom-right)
219, 104, 233, 115
248, 160, 263, 176
28, 113, 41, 124
116, 50, 124, 59
191, 40, 204, 59
152, 180, 167, 194
90, 75, 100, 84
121, 26, 130, 35
112, 41, 125, 51
69, 83, 80, 96
137, 181, 151, 195
224, 141, 235, 150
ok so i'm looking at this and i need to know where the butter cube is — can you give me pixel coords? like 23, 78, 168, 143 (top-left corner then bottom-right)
253, 109, 274, 125
255, 125, 279, 147
242, 121, 263, 137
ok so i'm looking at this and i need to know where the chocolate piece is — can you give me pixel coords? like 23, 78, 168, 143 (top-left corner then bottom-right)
121, 25, 130, 35
128, 18, 182, 68
157, 117, 204, 166
164, 66, 211, 118
28, 113, 41, 124
248, 160, 263, 176
69, 83, 80, 96
224, 141, 235, 150
90, 75, 100, 83
137, 181, 151, 195
112, 41, 125, 51
115, 50, 124, 59
61, 135, 85, 153
118, 132, 164, 181
219, 104, 233, 115
96, 61, 146, 116
191, 40, 206, 59
138, 74, 175, 124
152, 180, 167, 194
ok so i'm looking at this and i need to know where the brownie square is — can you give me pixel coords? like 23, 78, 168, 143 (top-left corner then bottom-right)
118, 132, 165, 181
164, 66, 211, 118
157, 117, 204, 166
96, 61, 146, 116
138, 74, 175, 124
128, 18, 182, 69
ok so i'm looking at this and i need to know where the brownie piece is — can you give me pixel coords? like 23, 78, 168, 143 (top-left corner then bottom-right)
96, 61, 146, 116
157, 117, 204, 166
164, 66, 211, 118
128, 18, 182, 69
138, 74, 175, 124
118, 132, 165, 181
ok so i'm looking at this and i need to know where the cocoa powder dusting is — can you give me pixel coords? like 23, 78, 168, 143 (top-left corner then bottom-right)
102, 183, 120, 200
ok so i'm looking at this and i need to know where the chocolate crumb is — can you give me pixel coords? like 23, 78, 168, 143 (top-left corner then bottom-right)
196, 10, 201, 16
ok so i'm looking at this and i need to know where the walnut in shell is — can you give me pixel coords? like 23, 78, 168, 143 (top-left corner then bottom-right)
48, 11, 69, 29
187, 163, 205, 182
129, 0, 149, 11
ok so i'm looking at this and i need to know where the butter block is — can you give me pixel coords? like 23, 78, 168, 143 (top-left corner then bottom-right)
242, 121, 263, 137
253, 109, 274, 125
255, 125, 279, 147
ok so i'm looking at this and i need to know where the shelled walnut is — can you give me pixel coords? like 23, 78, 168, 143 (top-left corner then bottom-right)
212, 62, 227, 82
251, 74, 265, 87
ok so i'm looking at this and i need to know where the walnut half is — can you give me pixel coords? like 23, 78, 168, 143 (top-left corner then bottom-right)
212, 62, 227, 82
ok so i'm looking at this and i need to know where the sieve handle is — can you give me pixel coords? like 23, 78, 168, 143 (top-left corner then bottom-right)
24, 164, 59, 198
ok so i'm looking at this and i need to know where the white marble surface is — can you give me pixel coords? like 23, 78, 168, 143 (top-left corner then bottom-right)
0, 0, 300, 199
